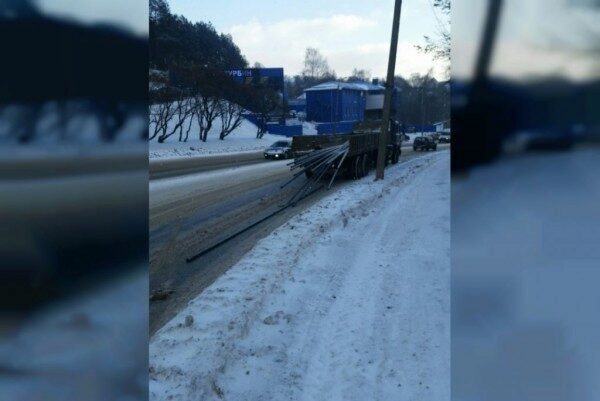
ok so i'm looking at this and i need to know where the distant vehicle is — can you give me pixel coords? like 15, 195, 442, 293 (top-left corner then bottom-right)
264, 140, 293, 159
413, 136, 437, 151
438, 134, 451, 143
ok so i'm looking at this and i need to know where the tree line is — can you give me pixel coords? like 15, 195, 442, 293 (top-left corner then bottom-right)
150, 0, 247, 70
394, 72, 449, 127
150, 0, 449, 143
149, 66, 283, 143
149, 0, 283, 142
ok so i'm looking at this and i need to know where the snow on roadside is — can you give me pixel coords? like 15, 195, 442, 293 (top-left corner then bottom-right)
0, 269, 148, 401
149, 100, 320, 159
150, 151, 450, 401
150, 118, 285, 159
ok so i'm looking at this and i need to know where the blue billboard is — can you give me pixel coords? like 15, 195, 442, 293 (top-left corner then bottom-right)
224, 68, 284, 94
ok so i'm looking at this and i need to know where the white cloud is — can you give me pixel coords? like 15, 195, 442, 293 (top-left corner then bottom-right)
491, 41, 600, 82
334, 41, 445, 80
229, 14, 445, 80
452, 36, 600, 82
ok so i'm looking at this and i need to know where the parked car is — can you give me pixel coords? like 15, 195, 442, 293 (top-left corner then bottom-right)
264, 140, 293, 159
439, 134, 451, 143
413, 136, 437, 151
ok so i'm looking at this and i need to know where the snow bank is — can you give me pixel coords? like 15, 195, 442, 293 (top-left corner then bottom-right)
150, 151, 450, 401
149, 117, 284, 159
452, 146, 600, 399
0, 270, 148, 401
302, 121, 318, 135
149, 102, 322, 159
0, 103, 145, 144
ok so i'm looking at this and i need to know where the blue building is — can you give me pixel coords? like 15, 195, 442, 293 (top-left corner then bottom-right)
305, 82, 367, 123
304, 80, 398, 121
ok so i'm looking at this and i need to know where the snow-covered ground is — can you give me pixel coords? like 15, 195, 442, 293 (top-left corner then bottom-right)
0, 269, 148, 401
452, 146, 600, 400
150, 118, 285, 159
0, 103, 146, 144
150, 109, 319, 159
150, 151, 450, 401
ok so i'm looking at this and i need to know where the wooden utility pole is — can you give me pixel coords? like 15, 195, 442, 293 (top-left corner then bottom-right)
375, 0, 402, 180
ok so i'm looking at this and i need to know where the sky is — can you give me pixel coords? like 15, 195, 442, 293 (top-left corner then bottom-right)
32, 0, 599, 82
37, 0, 149, 36
168, 0, 449, 80
453, 0, 600, 82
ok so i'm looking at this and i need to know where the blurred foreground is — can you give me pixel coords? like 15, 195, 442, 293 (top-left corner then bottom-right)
452, 0, 600, 400
0, 1, 148, 400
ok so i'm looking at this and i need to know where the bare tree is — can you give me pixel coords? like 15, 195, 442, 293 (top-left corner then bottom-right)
176, 97, 195, 142
217, 100, 244, 140
181, 99, 195, 142
250, 88, 281, 139
156, 89, 192, 143
349, 68, 372, 82
302, 47, 332, 80
415, 0, 450, 77
149, 88, 177, 141
192, 93, 219, 142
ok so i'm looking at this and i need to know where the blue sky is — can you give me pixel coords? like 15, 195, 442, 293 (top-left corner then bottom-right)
168, 0, 449, 79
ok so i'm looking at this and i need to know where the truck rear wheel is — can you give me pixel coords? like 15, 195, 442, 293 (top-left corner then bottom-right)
359, 153, 369, 178
362, 154, 370, 175
392, 147, 400, 164
353, 156, 362, 179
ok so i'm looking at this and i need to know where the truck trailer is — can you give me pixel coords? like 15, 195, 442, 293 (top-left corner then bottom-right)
291, 121, 402, 180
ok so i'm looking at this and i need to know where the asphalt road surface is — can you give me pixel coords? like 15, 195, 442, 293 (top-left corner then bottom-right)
149, 144, 424, 179
149, 150, 265, 179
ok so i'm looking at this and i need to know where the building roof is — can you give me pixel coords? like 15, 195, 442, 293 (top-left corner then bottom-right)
304, 81, 385, 92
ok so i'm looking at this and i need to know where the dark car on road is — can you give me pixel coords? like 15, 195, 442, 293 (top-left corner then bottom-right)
264, 140, 293, 160
438, 134, 451, 143
413, 136, 437, 151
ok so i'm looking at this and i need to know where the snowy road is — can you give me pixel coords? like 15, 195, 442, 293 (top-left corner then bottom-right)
149, 144, 426, 179
149, 150, 265, 179
150, 160, 303, 333
149, 146, 447, 334
150, 150, 450, 401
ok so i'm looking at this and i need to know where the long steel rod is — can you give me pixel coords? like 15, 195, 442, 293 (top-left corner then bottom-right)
327, 149, 349, 189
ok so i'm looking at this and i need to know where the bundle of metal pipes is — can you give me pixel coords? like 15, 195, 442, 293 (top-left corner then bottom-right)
185, 142, 349, 263
282, 142, 350, 206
